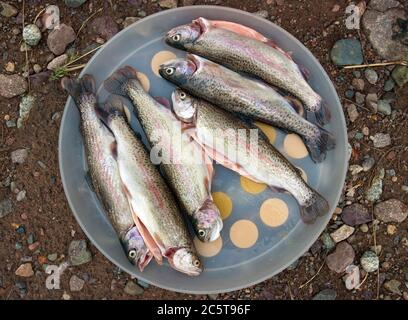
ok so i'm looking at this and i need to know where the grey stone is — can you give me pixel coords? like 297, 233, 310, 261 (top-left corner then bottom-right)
124, 280, 144, 296
370, 133, 391, 148
90, 16, 119, 41
384, 279, 401, 295
384, 78, 395, 92
254, 10, 269, 19
0, 74, 28, 98
47, 24, 76, 55
47, 54, 68, 71
17, 95, 36, 128
0, 1, 18, 17
365, 168, 385, 202
326, 242, 355, 273
330, 39, 363, 66
11, 149, 28, 164
346, 104, 359, 122
313, 289, 337, 300
122, 17, 140, 29
159, 0, 178, 9
345, 89, 355, 99
360, 251, 379, 272
377, 100, 392, 116
364, 69, 378, 84
368, 0, 401, 12
343, 265, 360, 290
374, 199, 408, 223
362, 157, 375, 171
0, 199, 13, 218
391, 66, 408, 87
69, 275, 85, 291
16, 190, 26, 202
47, 253, 58, 261
362, 9, 408, 61
355, 92, 365, 105
352, 78, 365, 91
322, 232, 336, 251
366, 93, 378, 112
330, 225, 355, 243
68, 240, 92, 266
341, 203, 372, 226
23, 24, 41, 46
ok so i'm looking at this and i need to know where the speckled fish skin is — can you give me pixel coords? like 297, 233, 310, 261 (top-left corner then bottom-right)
159, 55, 334, 163
172, 89, 329, 224
61, 75, 151, 271
99, 95, 202, 276
165, 17, 330, 125
103, 66, 222, 243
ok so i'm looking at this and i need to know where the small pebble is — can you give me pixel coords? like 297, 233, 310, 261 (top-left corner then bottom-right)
47, 253, 58, 262
384, 78, 395, 92
16, 225, 25, 234
360, 224, 369, 233
387, 224, 397, 235
364, 69, 378, 84
360, 251, 379, 273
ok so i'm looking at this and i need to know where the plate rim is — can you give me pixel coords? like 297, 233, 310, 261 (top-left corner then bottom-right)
58, 5, 348, 294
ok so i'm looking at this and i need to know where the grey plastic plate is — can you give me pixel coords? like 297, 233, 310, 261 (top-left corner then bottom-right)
59, 6, 347, 294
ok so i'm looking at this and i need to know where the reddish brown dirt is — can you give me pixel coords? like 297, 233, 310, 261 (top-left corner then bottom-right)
0, 0, 407, 300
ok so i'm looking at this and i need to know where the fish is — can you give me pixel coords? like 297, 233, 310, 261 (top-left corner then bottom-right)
98, 95, 202, 276
104, 66, 223, 242
159, 54, 335, 163
171, 89, 329, 223
61, 75, 152, 271
164, 17, 331, 126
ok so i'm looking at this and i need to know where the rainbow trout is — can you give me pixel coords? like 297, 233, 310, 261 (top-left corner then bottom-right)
159, 54, 335, 163
171, 89, 329, 223
98, 95, 202, 276
104, 66, 222, 242
61, 75, 151, 271
165, 17, 331, 125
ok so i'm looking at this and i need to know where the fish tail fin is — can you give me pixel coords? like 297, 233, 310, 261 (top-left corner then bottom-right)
314, 100, 331, 126
104, 65, 139, 96
300, 190, 329, 224
104, 95, 127, 117
304, 126, 336, 163
61, 74, 96, 104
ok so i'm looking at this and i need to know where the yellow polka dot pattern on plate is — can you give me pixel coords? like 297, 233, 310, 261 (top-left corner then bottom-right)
230, 220, 258, 248
136, 72, 150, 92
212, 192, 232, 220
240, 176, 267, 194
193, 236, 223, 258
283, 133, 308, 159
255, 121, 277, 144
297, 167, 308, 182
151, 51, 177, 76
260, 198, 289, 227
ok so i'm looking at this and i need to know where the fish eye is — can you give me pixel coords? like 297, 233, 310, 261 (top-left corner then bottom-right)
128, 249, 137, 259
179, 92, 186, 100
198, 229, 206, 238
193, 259, 201, 267
165, 67, 175, 75
172, 34, 181, 42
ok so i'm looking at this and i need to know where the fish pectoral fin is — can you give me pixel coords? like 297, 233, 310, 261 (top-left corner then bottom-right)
84, 171, 96, 193
131, 210, 163, 265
